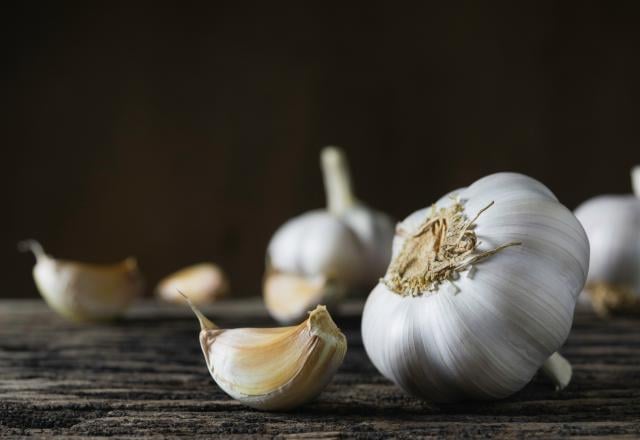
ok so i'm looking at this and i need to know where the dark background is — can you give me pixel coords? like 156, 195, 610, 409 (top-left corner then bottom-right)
5, 2, 639, 298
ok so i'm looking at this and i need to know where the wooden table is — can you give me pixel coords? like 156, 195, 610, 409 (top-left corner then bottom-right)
1, 299, 639, 438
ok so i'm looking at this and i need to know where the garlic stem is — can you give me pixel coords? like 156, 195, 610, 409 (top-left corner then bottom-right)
179, 290, 217, 330
18, 239, 47, 263
632, 166, 640, 199
321, 146, 356, 215
541, 352, 572, 391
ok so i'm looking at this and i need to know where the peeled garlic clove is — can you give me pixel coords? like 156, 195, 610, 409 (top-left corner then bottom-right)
182, 295, 347, 411
263, 270, 347, 324
362, 173, 589, 402
574, 166, 640, 316
19, 240, 144, 322
156, 263, 229, 304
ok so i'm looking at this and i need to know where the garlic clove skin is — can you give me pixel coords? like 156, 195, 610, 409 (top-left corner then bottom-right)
19, 240, 144, 322
362, 173, 589, 402
156, 263, 229, 304
263, 270, 347, 324
183, 295, 347, 411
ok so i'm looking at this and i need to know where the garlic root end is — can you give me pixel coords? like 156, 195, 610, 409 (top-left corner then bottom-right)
541, 352, 572, 391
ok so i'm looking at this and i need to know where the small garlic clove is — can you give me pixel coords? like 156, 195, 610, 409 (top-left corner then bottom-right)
263, 270, 347, 324
156, 263, 229, 304
182, 294, 347, 411
19, 240, 144, 322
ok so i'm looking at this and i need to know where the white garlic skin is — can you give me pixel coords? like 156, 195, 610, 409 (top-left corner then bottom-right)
268, 208, 393, 286
574, 196, 640, 294
340, 205, 395, 283
362, 173, 589, 402
268, 211, 364, 284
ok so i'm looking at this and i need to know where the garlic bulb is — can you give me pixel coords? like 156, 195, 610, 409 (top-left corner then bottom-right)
156, 263, 229, 304
19, 240, 144, 322
574, 166, 640, 316
182, 294, 347, 411
362, 172, 589, 402
265, 146, 394, 323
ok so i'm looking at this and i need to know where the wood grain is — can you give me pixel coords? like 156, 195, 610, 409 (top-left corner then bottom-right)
1, 299, 639, 438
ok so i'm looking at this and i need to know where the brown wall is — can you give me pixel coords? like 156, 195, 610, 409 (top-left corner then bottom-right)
5, 2, 640, 298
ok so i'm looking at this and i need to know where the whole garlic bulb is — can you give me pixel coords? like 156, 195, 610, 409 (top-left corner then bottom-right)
362, 173, 589, 402
182, 294, 347, 411
265, 146, 394, 323
574, 166, 640, 316
19, 240, 144, 322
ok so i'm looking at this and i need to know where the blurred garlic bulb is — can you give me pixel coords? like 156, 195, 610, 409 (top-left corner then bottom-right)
19, 240, 143, 322
156, 263, 229, 304
362, 173, 589, 402
182, 294, 347, 411
265, 146, 394, 323
574, 166, 640, 317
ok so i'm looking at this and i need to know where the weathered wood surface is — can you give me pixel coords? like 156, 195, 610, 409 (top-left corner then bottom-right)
1, 299, 639, 439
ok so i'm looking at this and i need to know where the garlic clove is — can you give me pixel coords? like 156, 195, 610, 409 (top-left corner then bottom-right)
182, 294, 347, 411
263, 270, 347, 324
19, 240, 144, 322
156, 263, 229, 304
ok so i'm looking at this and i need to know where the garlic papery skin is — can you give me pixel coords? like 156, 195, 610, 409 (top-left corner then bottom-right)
361, 172, 589, 403
156, 263, 229, 304
183, 295, 347, 411
574, 167, 640, 316
19, 240, 144, 322
264, 146, 394, 323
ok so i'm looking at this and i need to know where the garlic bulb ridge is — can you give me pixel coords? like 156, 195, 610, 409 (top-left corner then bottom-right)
362, 172, 589, 402
183, 294, 347, 411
